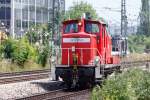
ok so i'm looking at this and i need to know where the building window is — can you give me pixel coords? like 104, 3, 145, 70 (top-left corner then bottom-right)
0, 7, 5, 19
22, 0, 28, 4
14, 0, 21, 3
29, 0, 35, 5
14, 9, 21, 20
22, 9, 28, 20
16, 20, 21, 27
5, 0, 11, 4
0, 0, 5, 4
22, 21, 28, 28
5, 7, 11, 19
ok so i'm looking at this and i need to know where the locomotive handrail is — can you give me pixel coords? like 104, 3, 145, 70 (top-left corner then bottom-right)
52, 48, 104, 66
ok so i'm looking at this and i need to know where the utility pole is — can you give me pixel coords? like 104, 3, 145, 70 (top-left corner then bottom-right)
52, 0, 55, 41
52, 0, 64, 45
121, 0, 128, 55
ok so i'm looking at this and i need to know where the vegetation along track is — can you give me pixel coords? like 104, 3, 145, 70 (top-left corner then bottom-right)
16, 89, 90, 100
0, 69, 50, 84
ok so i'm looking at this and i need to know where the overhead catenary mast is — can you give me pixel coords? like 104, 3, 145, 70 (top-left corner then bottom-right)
121, 0, 128, 55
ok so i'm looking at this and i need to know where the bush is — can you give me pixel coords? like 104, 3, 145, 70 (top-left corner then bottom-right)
3, 38, 16, 59
128, 35, 150, 53
92, 69, 150, 100
0, 44, 4, 59
11, 38, 30, 66
37, 45, 49, 67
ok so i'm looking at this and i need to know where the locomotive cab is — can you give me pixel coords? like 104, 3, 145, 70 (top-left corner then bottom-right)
61, 19, 101, 65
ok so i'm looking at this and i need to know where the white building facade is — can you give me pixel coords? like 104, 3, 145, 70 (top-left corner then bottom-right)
0, 0, 65, 38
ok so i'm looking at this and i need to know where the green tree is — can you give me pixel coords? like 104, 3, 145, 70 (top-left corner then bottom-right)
64, 1, 98, 20
138, 0, 150, 36
26, 24, 50, 45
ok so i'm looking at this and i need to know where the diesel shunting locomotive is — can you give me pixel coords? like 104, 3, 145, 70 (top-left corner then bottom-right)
55, 15, 122, 88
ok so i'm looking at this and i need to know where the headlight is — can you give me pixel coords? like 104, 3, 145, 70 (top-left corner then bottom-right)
94, 56, 100, 65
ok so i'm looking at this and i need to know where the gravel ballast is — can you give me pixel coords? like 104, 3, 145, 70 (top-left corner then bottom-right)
0, 79, 62, 99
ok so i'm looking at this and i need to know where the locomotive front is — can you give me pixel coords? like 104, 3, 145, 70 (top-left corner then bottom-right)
55, 19, 100, 88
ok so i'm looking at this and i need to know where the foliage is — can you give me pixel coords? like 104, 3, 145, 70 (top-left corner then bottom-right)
1, 37, 38, 66
128, 35, 150, 53
137, 0, 150, 36
3, 38, 16, 59
37, 44, 49, 67
92, 69, 150, 100
26, 24, 50, 45
0, 44, 4, 59
0, 23, 53, 69
11, 37, 32, 66
64, 1, 98, 20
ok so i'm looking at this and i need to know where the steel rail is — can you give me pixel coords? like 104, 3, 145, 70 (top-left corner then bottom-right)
13, 60, 150, 100
16, 89, 90, 100
0, 69, 50, 84
0, 73, 49, 84
0, 60, 149, 85
0, 69, 50, 77
16, 88, 66, 100
45, 89, 90, 100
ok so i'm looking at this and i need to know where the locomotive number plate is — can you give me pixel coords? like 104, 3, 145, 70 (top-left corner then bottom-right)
63, 38, 90, 43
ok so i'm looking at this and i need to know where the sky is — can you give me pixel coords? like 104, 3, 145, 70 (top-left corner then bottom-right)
65, 0, 141, 26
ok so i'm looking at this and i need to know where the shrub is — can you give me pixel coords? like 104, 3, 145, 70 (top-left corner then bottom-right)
92, 69, 150, 100
37, 45, 49, 67
11, 38, 29, 66
3, 38, 16, 59
0, 44, 4, 59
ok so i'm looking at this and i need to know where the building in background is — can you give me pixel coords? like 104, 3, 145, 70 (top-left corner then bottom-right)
0, 0, 10, 33
0, 0, 65, 38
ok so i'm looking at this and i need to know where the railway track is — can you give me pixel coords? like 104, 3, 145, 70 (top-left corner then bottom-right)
121, 60, 150, 69
16, 88, 90, 100
0, 69, 50, 77
0, 69, 50, 84
15, 61, 150, 99
0, 60, 149, 85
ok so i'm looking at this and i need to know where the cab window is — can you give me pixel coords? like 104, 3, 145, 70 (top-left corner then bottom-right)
64, 23, 78, 33
85, 23, 99, 33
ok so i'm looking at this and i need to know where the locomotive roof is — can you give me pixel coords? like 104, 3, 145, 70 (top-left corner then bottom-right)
62, 19, 107, 25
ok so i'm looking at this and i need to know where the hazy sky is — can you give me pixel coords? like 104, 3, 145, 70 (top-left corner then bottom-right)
65, 0, 141, 25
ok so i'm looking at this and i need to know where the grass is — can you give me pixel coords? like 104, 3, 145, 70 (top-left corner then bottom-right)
121, 53, 150, 62
0, 59, 50, 73
1, 53, 150, 73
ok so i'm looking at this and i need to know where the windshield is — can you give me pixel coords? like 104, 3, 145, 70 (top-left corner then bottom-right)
64, 23, 78, 33
85, 23, 99, 33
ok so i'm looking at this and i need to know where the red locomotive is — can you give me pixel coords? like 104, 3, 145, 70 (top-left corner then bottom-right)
55, 15, 121, 88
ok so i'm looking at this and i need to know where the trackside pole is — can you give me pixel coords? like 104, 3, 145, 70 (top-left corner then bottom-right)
51, 63, 56, 80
